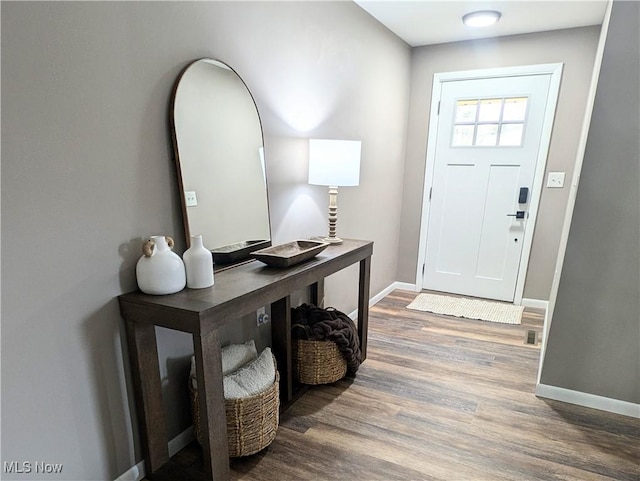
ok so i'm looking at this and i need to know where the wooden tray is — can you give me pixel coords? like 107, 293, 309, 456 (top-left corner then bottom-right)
210, 239, 271, 265
251, 240, 329, 268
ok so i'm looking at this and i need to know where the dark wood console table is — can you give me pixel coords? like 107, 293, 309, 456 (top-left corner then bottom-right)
118, 239, 373, 481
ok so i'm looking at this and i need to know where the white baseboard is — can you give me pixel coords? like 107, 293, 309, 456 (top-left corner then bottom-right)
370, 282, 417, 304
114, 463, 142, 481
348, 281, 417, 318
392, 281, 418, 292
114, 427, 195, 481
536, 383, 640, 419
168, 426, 195, 457
521, 298, 549, 310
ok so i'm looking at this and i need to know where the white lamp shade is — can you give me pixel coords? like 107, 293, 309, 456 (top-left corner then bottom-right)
308, 139, 361, 187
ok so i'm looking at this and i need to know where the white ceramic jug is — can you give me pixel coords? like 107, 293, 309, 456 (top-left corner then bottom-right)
136, 236, 186, 295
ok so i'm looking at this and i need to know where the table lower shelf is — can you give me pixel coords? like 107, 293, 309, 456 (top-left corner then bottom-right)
120, 239, 373, 481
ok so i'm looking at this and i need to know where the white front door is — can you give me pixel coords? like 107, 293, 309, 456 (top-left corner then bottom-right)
422, 68, 561, 302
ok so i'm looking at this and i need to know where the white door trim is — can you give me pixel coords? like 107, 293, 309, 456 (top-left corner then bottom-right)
415, 63, 564, 305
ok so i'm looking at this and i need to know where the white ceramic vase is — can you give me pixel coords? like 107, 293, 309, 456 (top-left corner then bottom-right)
136, 235, 186, 295
183, 235, 214, 289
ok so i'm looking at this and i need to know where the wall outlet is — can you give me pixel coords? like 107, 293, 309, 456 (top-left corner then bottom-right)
185, 191, 198, 207
256, 307, 269, 326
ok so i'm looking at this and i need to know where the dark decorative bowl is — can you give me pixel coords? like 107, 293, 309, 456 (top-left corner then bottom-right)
251, 240, 329, 268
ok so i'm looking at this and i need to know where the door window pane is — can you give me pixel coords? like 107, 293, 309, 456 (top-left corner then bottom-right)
503, 97, 528, 122
476, 124, 499, 146
451, 96, 528, 147
478, 99, 502, 122
455, 100, 478, 122
452, 125, 475, 146
499, 123, 524, 146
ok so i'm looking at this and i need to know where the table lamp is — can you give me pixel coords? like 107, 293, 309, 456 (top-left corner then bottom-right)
308, 139, 361, 244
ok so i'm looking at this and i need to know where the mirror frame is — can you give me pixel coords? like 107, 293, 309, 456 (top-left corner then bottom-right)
169, 58, 272, 268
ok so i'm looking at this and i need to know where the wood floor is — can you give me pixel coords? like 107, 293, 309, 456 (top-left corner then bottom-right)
149, 289, 640, 480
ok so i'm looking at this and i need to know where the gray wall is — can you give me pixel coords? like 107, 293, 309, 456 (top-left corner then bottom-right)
1, 2, 410, 480
540, 1, 640, 404
397, 26, 600, 301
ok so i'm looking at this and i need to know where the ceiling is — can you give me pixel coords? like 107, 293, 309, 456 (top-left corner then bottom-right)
354, 1, 608, 47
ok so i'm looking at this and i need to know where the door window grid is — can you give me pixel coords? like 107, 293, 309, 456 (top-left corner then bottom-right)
452, 97, 528, 147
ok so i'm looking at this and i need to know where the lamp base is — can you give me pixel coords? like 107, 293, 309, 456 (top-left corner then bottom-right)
322, 236, 343, 244
323, 186, 343, 245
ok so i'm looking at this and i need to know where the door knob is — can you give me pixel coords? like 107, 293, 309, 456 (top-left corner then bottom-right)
507, 211, 526, 219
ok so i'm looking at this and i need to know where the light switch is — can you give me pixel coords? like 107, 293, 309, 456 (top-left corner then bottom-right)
185, 191, 198, 207
546, 172, 565, 188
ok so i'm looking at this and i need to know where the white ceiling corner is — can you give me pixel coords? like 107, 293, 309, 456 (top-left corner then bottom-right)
353, 0, 608, 47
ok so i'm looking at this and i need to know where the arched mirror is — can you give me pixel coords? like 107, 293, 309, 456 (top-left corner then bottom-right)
171, 58, 271, 266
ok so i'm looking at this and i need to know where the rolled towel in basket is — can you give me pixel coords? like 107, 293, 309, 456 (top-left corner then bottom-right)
190, 339, 258, 389
223, 347, 276, 399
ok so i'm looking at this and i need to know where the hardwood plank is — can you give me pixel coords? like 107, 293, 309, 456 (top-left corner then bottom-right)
147, 289, 640, 481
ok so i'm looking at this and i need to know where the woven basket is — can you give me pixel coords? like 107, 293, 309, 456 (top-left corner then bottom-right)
293, 339, 347, 385
189, 361, 279, 457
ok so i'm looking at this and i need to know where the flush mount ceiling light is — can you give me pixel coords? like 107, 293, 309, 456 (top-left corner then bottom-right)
462, 10, 502, 27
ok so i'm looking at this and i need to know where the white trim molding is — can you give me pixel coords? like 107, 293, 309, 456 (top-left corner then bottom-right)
391, 281, 418, 293
415, 63, 564, 308
370, 282, 401, 306
536, 384, 640, 419
348, 281, 417, 319
114, 463, 141, 481
521, 298, 549, 311
114, 427, 195, 481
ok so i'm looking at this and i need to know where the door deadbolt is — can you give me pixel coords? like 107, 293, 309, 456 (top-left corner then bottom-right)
518, 187, 529, 204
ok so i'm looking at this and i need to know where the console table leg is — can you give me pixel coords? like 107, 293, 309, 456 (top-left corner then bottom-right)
271, 296, 292, 403
358, 256, 371, 360
193, 330, 229, 481
125, 320, 169, 474
310, 280, 325, 307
